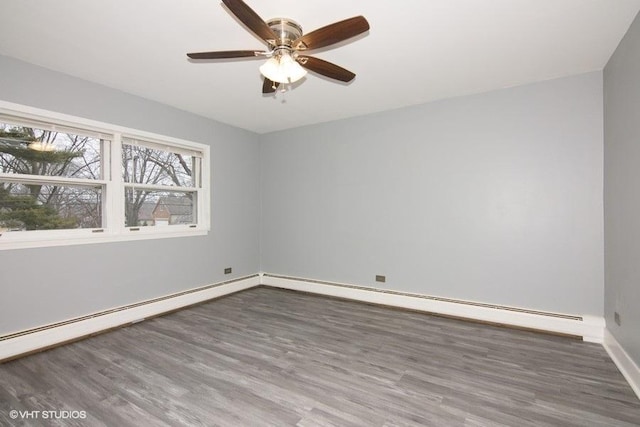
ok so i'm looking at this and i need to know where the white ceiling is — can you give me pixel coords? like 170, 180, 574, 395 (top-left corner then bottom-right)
1, 1, 639, 134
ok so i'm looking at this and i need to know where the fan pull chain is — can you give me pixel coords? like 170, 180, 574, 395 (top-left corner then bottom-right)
273, 81, 289, 102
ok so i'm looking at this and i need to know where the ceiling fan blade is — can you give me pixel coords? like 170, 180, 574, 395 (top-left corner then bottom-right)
293, 16, 369, 51
262, 78, 279, 94
222, 0, 277, 43
297, 56, 356, 82
187, 50, 264, 59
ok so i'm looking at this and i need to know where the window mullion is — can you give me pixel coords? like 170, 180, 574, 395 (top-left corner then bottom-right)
0, 173, 107, 187
122, 183, 199, 192
105, 134, 123, 233
199, 149, 210, 230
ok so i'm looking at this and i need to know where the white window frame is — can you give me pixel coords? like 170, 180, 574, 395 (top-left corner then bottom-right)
0, 101, 210, 250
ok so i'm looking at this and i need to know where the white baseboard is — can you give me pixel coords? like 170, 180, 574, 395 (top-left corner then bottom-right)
259, 274, 605, 343
603, 328, 640, 400
0, 274, 260, 362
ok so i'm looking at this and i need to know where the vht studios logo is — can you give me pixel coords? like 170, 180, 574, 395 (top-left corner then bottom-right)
9, 410, 87, 420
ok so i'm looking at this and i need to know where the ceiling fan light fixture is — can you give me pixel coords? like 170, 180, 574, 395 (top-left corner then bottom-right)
28, 141, 55, 152
259, 52, 306, 84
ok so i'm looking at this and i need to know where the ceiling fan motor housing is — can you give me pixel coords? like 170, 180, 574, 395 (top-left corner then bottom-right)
266, 18, 303, 50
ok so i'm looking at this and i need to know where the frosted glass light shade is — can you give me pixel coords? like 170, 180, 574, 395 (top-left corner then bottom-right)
259, 53, 307, 84
259, 57, 280, 82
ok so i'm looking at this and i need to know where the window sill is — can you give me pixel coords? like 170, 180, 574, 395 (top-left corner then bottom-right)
0, 228, 209, 251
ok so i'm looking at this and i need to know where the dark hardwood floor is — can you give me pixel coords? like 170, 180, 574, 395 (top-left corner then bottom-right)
1, 287, 639, 426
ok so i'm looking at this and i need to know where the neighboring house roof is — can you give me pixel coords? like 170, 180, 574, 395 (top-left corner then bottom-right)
137, 201, 156, 221
153, 195, 193, 223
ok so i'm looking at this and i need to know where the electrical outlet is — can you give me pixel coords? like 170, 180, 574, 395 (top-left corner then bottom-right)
614, 312, 621, 326
375, 275, 386, 283
224, 267, 232, 275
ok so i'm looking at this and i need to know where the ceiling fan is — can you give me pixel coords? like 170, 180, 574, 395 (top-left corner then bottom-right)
187, 0, 370, 94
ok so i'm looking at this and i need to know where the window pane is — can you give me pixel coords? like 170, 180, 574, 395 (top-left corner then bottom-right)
0, 181, 102, 231
122, 143, 196, 187
125, 190, 196, 227
0, 122, 104, 180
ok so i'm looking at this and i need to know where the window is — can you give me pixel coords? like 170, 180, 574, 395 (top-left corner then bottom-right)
121, 138, 200, 228
0, 101, 210, 249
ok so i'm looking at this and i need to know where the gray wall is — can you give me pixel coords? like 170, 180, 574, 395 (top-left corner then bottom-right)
0, 55, 261, 335
604, 12, 640, 365
261, 72, 604, 316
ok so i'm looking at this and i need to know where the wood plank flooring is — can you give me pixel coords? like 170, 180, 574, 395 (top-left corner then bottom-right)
0, 287, 639, 426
